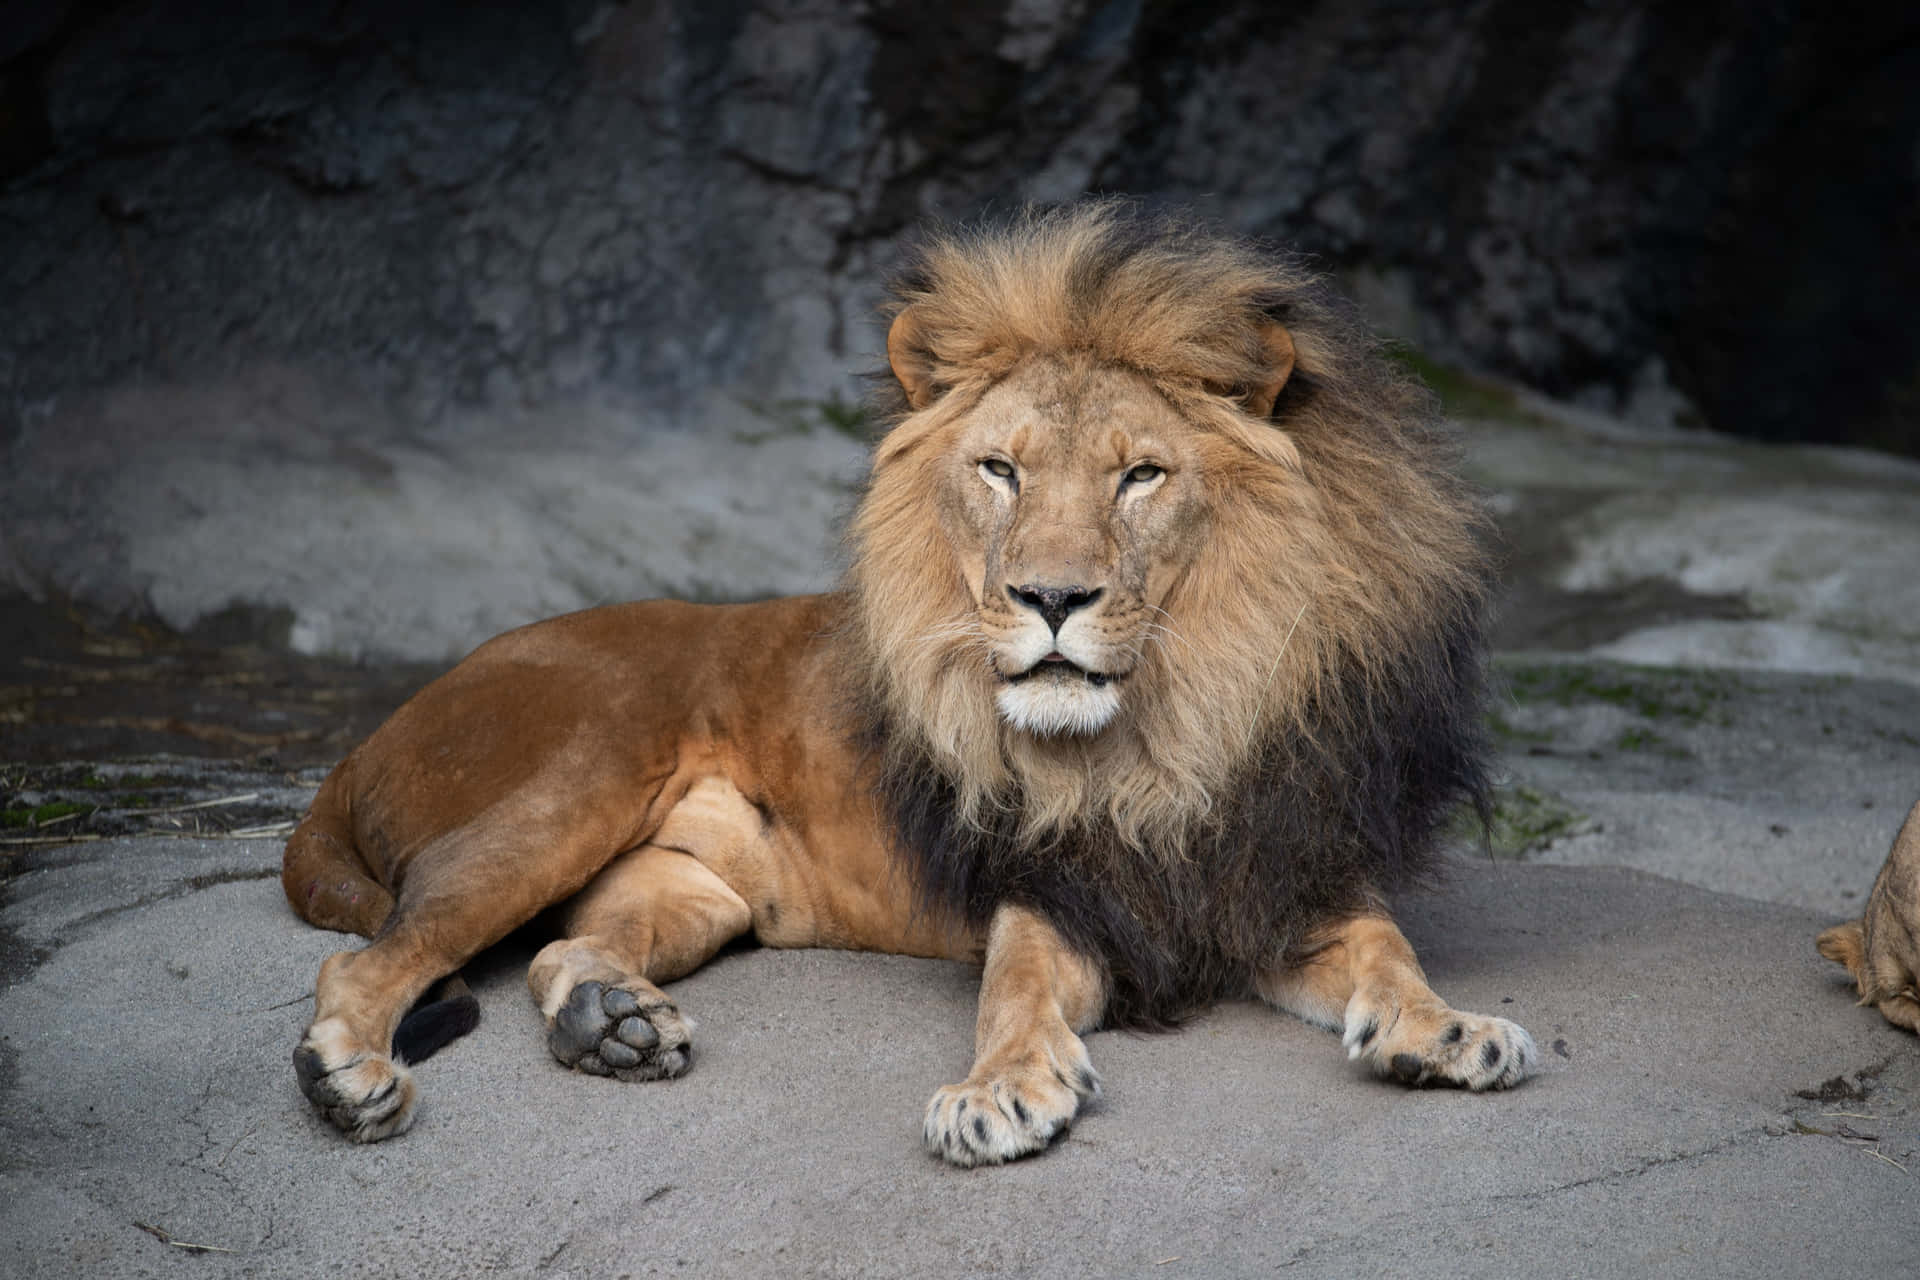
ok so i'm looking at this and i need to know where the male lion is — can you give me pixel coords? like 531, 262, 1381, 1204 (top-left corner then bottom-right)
1818, 799, 1920, 1032
285, 201, 1537, 1165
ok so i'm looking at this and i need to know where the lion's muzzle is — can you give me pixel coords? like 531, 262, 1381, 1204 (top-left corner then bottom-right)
1007, 582, 1104, 634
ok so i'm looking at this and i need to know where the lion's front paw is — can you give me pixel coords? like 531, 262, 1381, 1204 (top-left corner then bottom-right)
547, 980, 691, 1081
1341, 990, 1536, 1091
294, 1017, 418, 1142
923, 1048, 1100, 1168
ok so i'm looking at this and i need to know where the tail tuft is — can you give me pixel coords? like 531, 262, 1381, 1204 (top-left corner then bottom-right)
392, 975, 481, 1065
1815, 920, 1867, 989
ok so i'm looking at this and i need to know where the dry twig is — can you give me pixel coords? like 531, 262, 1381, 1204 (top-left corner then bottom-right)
134, 792, 260, 815
133, 1221, 235, 1254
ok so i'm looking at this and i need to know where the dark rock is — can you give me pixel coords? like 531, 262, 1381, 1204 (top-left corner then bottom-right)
1, 0, 1914, 455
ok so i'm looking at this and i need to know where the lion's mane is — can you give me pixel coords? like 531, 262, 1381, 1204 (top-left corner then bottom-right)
842, 201, 1494, 1025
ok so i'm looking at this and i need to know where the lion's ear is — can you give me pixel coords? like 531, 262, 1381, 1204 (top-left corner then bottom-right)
1239, 320, 1296, 419
887, 306, 942, 410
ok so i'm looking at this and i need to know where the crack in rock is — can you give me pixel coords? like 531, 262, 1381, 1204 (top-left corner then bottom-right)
1488, 1131, 1762, 1203
60, 867, 281, 937
1275, 1128, 1780, 1270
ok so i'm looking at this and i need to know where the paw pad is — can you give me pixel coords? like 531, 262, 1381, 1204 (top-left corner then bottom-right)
548, 980, 690, 1081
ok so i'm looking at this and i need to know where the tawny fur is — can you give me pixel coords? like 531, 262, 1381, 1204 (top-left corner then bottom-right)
849, 201, 1494, 1022
850, 201, 1489, 851
282, 200, 1531, 1162
1818, 799, 1920, 1033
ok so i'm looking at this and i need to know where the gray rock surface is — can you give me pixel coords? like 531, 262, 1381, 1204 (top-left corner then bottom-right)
8, 1, 1920, 653
1493, 659, 1920, 915
1470, 402, 1920, 688
3, 652, 1917, 1275
1, 374, 868, 657
1, 832, 1913, 1278
3, 8, 1917, 1266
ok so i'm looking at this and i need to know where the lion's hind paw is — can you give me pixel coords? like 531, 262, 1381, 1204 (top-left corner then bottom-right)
548, 980, 691, 1081
294, 1018, 418, 1142
1342, 994, 1537, 1092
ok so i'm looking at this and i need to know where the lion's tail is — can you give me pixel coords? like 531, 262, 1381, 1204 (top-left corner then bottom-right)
283, 757, 480, 1064
1816, 919, 1868, 995
391, 974, 481, 1065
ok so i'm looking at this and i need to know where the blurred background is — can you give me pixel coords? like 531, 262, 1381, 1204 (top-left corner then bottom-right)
2, 0, 1918, 771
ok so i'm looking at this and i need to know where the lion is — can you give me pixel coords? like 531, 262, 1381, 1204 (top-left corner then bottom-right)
283, 200, 1537, 1165
1818, 799, 1920, 1032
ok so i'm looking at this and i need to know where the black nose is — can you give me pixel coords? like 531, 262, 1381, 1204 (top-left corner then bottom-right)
1008, 583, 1102, 633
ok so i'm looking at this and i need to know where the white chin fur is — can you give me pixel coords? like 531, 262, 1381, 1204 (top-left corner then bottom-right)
996, 678, 1121, 737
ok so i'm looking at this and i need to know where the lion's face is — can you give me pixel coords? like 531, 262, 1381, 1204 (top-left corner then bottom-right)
851, 204, 1485, 849
937, 357, 1213, 737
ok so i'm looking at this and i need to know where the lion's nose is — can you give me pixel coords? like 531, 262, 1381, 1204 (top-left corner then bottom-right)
1008, 583, 1103, 634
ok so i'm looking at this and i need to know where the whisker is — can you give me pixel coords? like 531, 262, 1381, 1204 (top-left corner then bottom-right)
1240, 600, 1309, 756
1142, 606, 1193, 648
904, 618, 990, 658
1141, 621, 1191, 652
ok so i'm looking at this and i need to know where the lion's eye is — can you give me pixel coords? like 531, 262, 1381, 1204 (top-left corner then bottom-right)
979, 458, 1018, 489
1121, 463, 1164, 488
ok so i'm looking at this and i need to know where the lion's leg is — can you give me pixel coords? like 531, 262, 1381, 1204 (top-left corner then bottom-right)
1258, 914, 1537, 1090
295, 825, 632, 1142
923, 904, 1106, 1167
283, 766, 394, 938
295, 932, 448, 1142
528, 844, 752, 1080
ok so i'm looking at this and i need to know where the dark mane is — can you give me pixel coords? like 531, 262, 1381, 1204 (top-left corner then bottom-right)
870, 597, 1491, 1028
848, 199, 1497, 1025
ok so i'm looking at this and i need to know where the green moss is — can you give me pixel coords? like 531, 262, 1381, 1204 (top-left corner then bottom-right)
0, 801, 96, 829
736, 394, 872, 443
1500, 660, 1735, 725
1486, 709, 1551, 745
1614, 726, 1689, 758
1462, 785, 1597, 860
1388, 347, 1552, 427
813, 392, 871, 439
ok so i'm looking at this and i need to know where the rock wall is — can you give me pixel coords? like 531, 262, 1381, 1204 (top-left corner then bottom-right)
5, 0, 1917, 445
2, 0, 1918, 654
